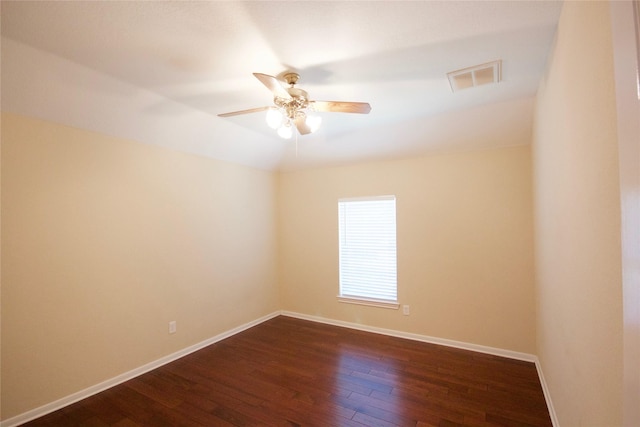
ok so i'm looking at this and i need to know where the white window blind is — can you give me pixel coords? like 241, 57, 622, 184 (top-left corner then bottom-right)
338, 196, 397, 303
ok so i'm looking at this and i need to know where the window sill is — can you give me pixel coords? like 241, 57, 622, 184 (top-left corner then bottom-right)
337, 296, 399, 309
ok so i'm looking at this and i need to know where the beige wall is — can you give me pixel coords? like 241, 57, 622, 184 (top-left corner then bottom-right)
533, 1, 623, 425
610, 1, 640, 424
278, 145, 535, 354
3, 112, 538, 421
1, 113, 280, 419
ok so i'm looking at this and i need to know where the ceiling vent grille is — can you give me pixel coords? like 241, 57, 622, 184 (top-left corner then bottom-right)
447, 60, 502, 92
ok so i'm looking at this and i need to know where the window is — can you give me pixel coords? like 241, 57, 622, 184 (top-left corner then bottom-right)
338, 196, 398, 308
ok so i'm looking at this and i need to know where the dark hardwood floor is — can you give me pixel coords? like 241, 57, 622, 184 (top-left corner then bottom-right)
23, 316, 552, 427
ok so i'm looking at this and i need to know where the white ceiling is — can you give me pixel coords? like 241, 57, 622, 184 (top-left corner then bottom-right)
1, 1, 562, 171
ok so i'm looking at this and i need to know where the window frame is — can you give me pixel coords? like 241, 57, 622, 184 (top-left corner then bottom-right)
337, 195, 399, 309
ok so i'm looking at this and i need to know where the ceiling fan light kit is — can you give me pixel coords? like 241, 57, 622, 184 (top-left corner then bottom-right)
219, 72, 371, 139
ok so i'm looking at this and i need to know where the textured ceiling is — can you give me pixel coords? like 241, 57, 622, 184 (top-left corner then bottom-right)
1, 1, 563, 170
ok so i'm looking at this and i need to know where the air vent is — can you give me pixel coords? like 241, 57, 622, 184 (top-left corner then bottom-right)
447, 60, 502, 92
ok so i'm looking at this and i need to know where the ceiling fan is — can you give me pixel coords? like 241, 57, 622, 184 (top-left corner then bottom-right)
218, 72, 371, 139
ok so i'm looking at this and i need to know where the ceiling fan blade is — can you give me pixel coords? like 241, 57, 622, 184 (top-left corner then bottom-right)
253, 73, 292, 100
294, 116, 312, 135
218, 106, 270, 117
311, 101, 371, 114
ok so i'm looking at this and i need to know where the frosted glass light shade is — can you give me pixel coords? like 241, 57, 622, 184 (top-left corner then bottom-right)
266, 108, 284, 129
277, 124, 293, 139
306, 115, 322, 133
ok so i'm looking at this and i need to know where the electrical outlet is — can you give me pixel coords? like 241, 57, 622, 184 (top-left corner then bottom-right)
169, 321, 177, 334
402, 305, 410, 316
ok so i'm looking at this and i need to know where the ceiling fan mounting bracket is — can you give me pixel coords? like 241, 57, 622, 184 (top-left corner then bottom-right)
283, 72, 300, 86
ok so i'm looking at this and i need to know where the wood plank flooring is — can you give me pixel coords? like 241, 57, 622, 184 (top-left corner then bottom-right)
23, 316, 552, 426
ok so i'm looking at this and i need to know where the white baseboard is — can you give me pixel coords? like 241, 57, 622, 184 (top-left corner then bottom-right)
281, 310, 536, 361
281, 310, 559, 426
1, 311, 280, 427
3, 310, 558, 427
534, 358, 560, 427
